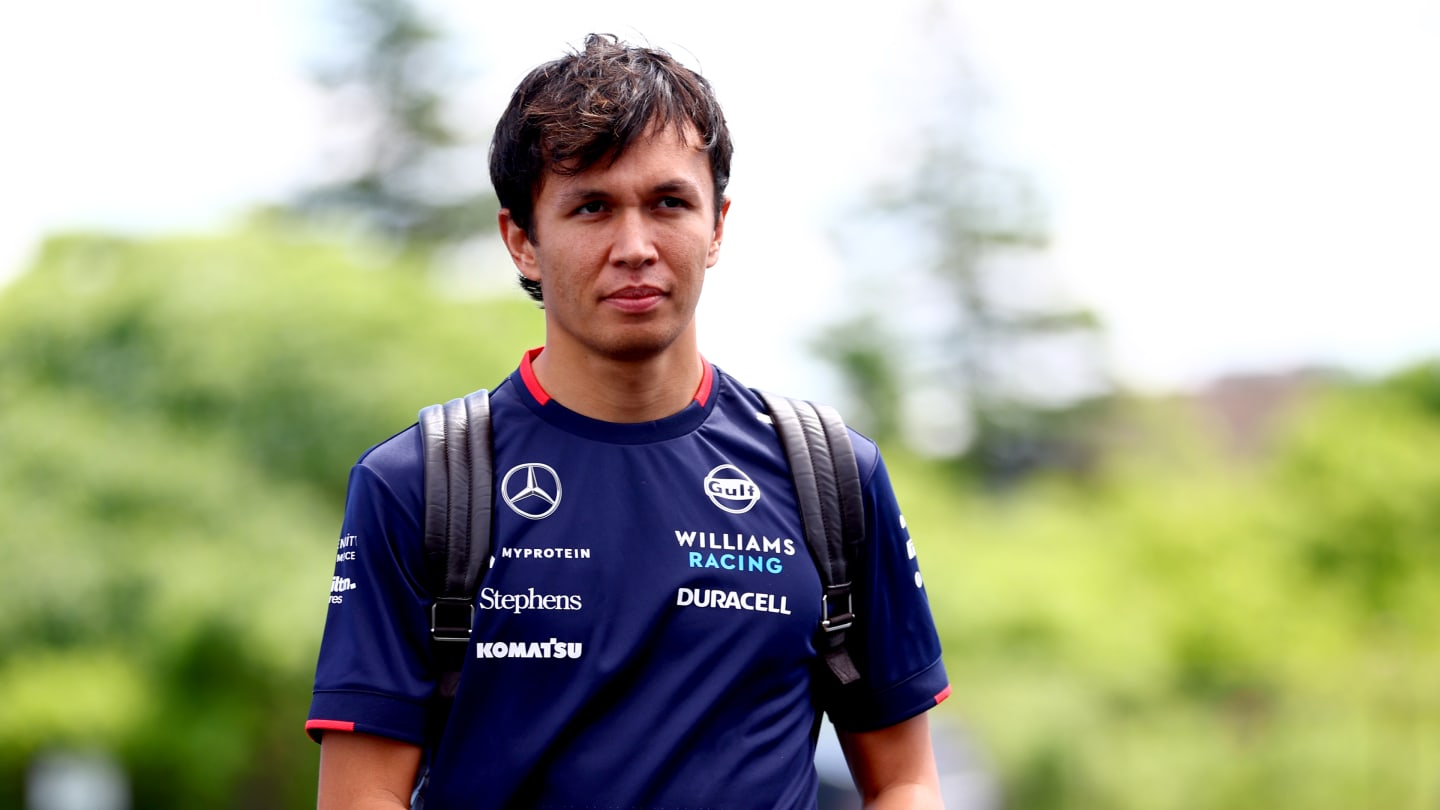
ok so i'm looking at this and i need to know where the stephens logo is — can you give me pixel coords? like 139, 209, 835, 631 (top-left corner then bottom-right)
501, 463, 562, 520
476, 587, 582, 614
704, 464, 761, 514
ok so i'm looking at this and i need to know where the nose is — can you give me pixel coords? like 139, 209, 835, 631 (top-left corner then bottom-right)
610, 210, 659, 269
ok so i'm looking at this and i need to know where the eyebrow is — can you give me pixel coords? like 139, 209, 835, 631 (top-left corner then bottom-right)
651, 179, 703, 196
553, 178, 704, 206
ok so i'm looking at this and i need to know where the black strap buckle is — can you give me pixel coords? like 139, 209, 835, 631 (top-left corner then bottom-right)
430, 598, 474, 643
820, 584, 854, 633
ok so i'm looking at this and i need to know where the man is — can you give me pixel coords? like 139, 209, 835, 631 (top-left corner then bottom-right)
308, 34, 950, 809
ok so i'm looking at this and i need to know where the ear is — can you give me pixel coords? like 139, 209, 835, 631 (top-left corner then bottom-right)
498, 209, 540, 282
706, 197, 731, 268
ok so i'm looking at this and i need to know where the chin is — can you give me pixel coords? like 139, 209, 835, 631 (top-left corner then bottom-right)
603, 342, 671, 364
595, 329, 687, 363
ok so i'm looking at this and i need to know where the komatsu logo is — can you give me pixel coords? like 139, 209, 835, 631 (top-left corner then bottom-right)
475, 639, 583, 659
704, 464, 761, 514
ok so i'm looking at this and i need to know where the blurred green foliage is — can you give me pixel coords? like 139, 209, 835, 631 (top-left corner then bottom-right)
906, 377, 1440, 808
0, 220, 1436, 807
0, 220, 540, 808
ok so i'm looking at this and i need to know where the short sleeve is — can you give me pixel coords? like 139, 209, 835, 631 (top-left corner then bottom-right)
306, 430, 437, 745
821, 435, 950, 732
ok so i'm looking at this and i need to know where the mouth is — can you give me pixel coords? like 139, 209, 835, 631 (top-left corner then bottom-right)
603, 285, 666, 314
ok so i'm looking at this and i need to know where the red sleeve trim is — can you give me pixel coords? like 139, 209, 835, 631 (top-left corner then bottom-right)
933, 684, 952, 705
306, 719, 356, 734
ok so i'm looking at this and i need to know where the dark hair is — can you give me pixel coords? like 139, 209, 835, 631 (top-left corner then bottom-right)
489, 34, 734, 303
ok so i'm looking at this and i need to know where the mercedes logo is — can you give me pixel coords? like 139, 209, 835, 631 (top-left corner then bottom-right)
501, 462, 562, 520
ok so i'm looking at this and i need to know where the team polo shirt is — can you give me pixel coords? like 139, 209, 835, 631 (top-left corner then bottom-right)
308, 351, 949, 809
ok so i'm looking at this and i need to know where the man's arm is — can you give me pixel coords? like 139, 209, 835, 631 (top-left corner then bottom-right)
317, 731, 423, 810
836, 713, 944, 809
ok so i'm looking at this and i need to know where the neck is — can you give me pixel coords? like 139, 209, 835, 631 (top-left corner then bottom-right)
529, 340, 705, 423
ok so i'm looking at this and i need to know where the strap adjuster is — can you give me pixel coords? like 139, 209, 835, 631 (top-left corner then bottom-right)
430, 599, 474, 643
820, 585, 854, 633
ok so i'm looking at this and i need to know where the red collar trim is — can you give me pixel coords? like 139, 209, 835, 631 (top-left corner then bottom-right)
518, 347, 714, 408
519, 346, 550, 405
693, 355, 715, 407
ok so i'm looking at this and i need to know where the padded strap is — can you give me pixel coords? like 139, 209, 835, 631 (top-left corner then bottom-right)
420, 390, 493, 600
419, 390, 492, 697
758, 391, 864, 685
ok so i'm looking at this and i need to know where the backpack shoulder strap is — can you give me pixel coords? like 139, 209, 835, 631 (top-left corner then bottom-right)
417, 389, 493, 697
756, 391, 865, 685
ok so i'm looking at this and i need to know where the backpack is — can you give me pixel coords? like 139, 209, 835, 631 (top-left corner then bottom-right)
416, 388, 865, 704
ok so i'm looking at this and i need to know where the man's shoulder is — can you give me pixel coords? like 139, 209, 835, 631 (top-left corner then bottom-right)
354, 422, 423, 481
352, 374, 523, 477
718, 371, 882, 480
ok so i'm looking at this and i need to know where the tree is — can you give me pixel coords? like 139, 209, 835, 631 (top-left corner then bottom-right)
292, 0, 497, 252
822, 7, 1109, 483
880, 140, 1107, 481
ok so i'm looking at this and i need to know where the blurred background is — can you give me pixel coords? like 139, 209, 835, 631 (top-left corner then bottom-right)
2, 0, 1438, 807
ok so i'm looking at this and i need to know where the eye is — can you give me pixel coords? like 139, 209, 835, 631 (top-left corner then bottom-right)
574, 200, 606, 215
657, 196, 688, 210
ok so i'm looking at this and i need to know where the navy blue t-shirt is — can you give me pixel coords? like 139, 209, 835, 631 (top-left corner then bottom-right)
308, 352, 949, 808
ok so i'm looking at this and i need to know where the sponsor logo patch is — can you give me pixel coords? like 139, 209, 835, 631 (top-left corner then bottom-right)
673, 530, 795, 575
501, 463, 562, 520
336, 533, 358, 563
476, 587, 582, 614
499, 547, 592, 560
703, 464, 761, 514
475, 639, 583, 659
676, 587, 792, 615
329, 576, 358, 604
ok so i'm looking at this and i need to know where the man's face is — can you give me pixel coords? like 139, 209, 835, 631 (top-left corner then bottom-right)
501, 124, 728, 363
